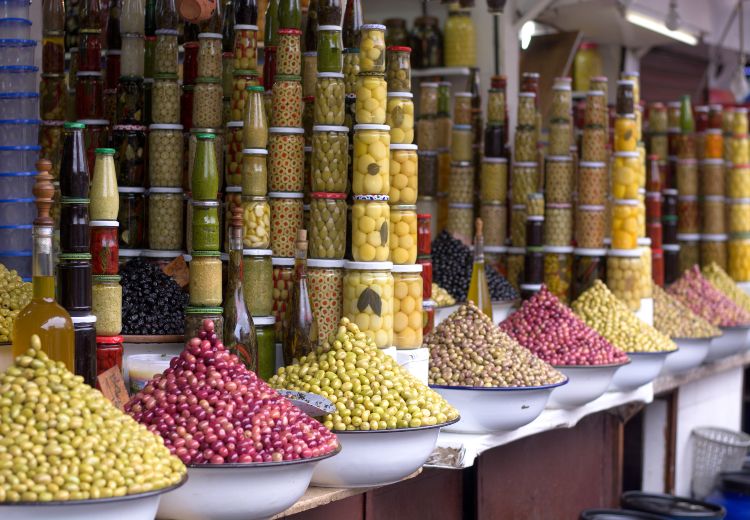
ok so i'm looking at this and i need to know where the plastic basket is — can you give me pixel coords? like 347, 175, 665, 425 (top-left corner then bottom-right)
691, 426, 750, 499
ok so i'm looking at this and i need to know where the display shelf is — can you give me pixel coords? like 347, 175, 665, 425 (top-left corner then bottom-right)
427, 384, 654, 469
412, 66, 472, 78
653, 349, 750, 395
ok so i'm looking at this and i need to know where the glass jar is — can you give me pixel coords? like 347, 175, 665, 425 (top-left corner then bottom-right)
480, 202, 507, 247
41, 73, 67, 120
268, 191, 303, 257
316, 25, 342, 73
191, 200, 220, 251
223, 121, 243, 187
701, 196, 726, 235
148, 187, 183, 250
388, 144, 418, 205
57, 254, 92, 315
511, 162, 539, 205
314, 72, 345, 125
268, 127, 305, 192
678, 196, 700, 234
448, 161, 474, 204
480, 157, 508, 202
184, 306, 224, 342
241, 148, 268, 196
90, 221, 119, 275
610, 199, 639, 249
308, 125, 347, 193
91, 275, 122, 336
181, 85, 194, 129
417, 213, 432, 257
547, 120, 571, 156
523, 248, 544, 285
309, 192, 347, 259
613, 114, 637, 152
391, 264, 423, 349
96, 335, 123, 383
544, 204, 573, 247
343, 49, 359, 95
276, 28, 301, 76
543, 246, 573, 303
151, 74, 180, 124
188, 128, 224, 192
450, 124, 473, 162
729, 199, 750, 234
306, 259, 344, 344
116, 187, 146, 248
677, 233, 700, 272
545, 155, 574, 203
517, 92, 536, 127
270, 75, 303, 127
352, 123, 390, 196
446, 203, 473, 246
242, 85, 267, 149
240, 248, 273, 316
115, 76, 144, 125
676, 158, 699, 196
385, 46, 411, 92
355, 73, 387, 124
571, 248, 606, 300
192, 78, 223, 128
359, 23, 386, 73
351, 195, 390, 262
76, 72, 104, 120
606, 249, 644, 311
581, 126, 608, 163
189, 251, 222, 305
514, 126, 537, 163
343, 260, 394, 348
153, 29, 179, 75
700, 235, 727, 271
239, 195, 270, 249
416, 116, 438, 150
729, 236, 750, 282
419, 81, 439, 117
301, 52, 317, 98
611, 152, 641, 199
698, 159, 725, 198
385, 92, 414, 145
575, 204, 606, 249
271, 257, 294, 339
728, 164, 750, 198
503, 246, 523, 291
147, 124, 183, 187
197, 32, 222, 78
58, 200, 88, 255
509, 205, 527, 247
417, 150, 438, 198
411, 16, 442, 68
444, 8, 475, 67
390, 204, 417, 265
231, 70, 261, 121
525, 215, 543, 248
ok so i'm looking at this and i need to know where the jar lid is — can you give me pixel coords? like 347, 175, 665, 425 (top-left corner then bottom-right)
149, 187, 183, 194
225, 185, 241, 193
93, 274, 122, 283
268, 191, 304, 199
142, 250, 184, 257
97, 335, 124, 344
272, 257, 295, 266
452, 124, 472, 131
729, 198, 750, 204
234, 69, 259, 77
703, 195, 725, 202
76, 71, 102, 77
113, 124, 147, 131
392, 263, 423, 273
386, 91, 413, 99
677, 233, 701, 241
617, 79, 635, 86
546, 155, 572, 162
448, 203, 473, 209
90, 220, 119, 227
71, 315, 97, 324
312, 192, 347, 199
344, 260, 393, 271
663, 188, 678, 196
191, 250, 221, 257
701, 234, 729, 241
353, 194, 389, 202
95, 147, 115, 155
543, 245, 574, 254
483, 157, 507, 163
59, 253, 92, 260
60, 197, 91, 205
120, 249, 143, 257
242, 248, 273, 257
308, 259, 345, 269
616, 113, 636, 120
361, 23, 386, 30
64, 121, 85, 129
191, 200, 220, 207
198, 32, 222, 39
185, 305, 223, 314
513, 162, 537, 168
317, 71, 344, 79
511, 204, 526, 211
226, 121, 244, 128
677, 157, 698, 164
149, 123, 184, 131
274, 74, 302, 82
678, 195, 698, 202
417, 150, 438, 157
612, 198, 639, 206
312, 125, 348, 133
390, 143, 418, 151
546, 203, 573, 209
518, 92, 536, 98
645, 192, 661, 199
574, 247, 607, 256
607, 248, 642, 258
269, 127, 305, 134
637, 237, 652, 247
155, 28, 179, 36
386, 45, 411, 53
612, 151, 639, 158
481, 201, 505, 207
354, 124, 390, 132
391, 204, 417, 211
196, 132, 216, 140
520, 283, 542, 291
587, 90, 605, 96
77, 119, 109, 126
579, 161, 607, 168
190, 127, 221, 134
663, 244, 681, 252
243, 148, 269, 155
253, 315, 276, 326
507, 247, 526, 255
233, 24, 258, 31
118, 187, 147, 194
422, 299, 437, 309
246, 85, 264, 92
577, 204, 606, 211
526, 215, 544, 222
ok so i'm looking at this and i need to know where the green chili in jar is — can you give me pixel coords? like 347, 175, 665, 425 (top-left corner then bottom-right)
191, 200, 221, 250
317, 25, 343, 73
253, 315, 276, 380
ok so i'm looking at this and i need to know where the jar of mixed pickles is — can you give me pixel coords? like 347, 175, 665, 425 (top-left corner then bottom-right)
700, 158, 725, 196
545, 155, 574, 203
729, 234, 750, 281
117, 187, 147, 248
309, 192, 346, 259
316, 25, 342, 73
678, 233, 700, 272
544, 204, 573, 247
148, 187, 183, 250
575, 204, 606, 249
241, 248, 273, 316
193, 77, 223, 128
343, 260, 394, 348
147, 124, 183, 187
729, 198, 750, 233
386, 92, 414, 144
268, 127, 305, 192
581, 126, 608, 163
355, 73, 387, 124
606, 248, 644, 311
448, 161, 474, 204
268, 191, 303, 257
391, 263, 422, 349
231, 70, 261, 121
480, 202, 507, 247
388, 144, 418, 205
480, 157, 507, 202
446, 203, 473, 245
353, 123, 391, 196
241, 148, 268, 196
543, 246, 573, 303
572, 248, 606, 300
700, 234, 727, 270
511, 162, 539, 205
234, 25, 258, 71
417, 150, 438, 197
390, 204, 417, 265
385, 46, 411, 92
351, 195, 390, 262
189, 251, 222, 306
307, 259, 345, 344
112, 125, 147, 187
728, 164, 750, 198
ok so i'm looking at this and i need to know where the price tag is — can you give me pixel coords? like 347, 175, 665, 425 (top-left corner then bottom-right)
97, 366, 130, 410
164, 254, 190, 288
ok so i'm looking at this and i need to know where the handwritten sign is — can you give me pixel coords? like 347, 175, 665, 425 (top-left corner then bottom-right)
97, 366, 130, 410
164, 254, 190, 288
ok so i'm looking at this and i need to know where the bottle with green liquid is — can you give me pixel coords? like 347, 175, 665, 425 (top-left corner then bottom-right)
467, 218, 493, 319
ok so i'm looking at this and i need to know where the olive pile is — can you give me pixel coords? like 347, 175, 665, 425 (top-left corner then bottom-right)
0, 336, 185, 502
702, 262, 750, 314
121, 258, 188, 335
667, 266, 750, 327
432, 231, 518, 302
427, 302, 565, 387
653, 284, 721, 339
128, 320, 338, 464
572, 281, 677, 353
271, 318, 459, 430
0, 263, 31, 342
499, 286, 629, 366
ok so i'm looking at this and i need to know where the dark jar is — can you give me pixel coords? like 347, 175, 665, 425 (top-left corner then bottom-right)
117, 76, 145, 124
523, 247, 544, 284
112, 125, 147, 187
72, 314, 98, 387
60, 199, 91, 253
57, 254, 93, 315
75, 71, 104, 120
117, 187, 147, 248
410, 16, 442, 69
90, 220, 120, 274
95, 335, 123, 387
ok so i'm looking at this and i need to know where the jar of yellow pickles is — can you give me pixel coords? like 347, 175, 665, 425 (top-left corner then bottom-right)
614, 114, 637, 152
606, 248, 644, 311
448, 161, 474, 204
728, 164, 750, 198
390, 204, 417, 265
446, 203, 473, 246
544, 245, 573, 304
729, 234, 750, 281
729, 198, 750, 234
450, 124, 473, 163
343, 260, 394, 348
359, 24, 386, 73
353, 123, 390, 196
352, 194, 390, 262
676, 158, 699, 197
612, 151, 641, 199
386, 92, 414, 144
611, 199, 640, 249
389, 144, 418, 205
700, 234, 728, 270
480, 157, 507, 202
443, 6, 476, 67
355, 73, 387, 124
392, 263, 423, 349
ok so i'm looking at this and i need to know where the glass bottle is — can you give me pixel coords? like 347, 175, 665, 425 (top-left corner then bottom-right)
235, 0, 257, 25
680, 94, 694, 134
80, 0, 101, 31
60, 122, 90, 199
155, 0, 179, 30
278, 0, 301, 29
467, 218, 493, 319
303, 0, 318, 52
43, 0, 66, 33
90, 148, 119, 221
318, 0, 341, 26
120, 0, 146, 34
184, 22, 201, 42
145, 0, 156, 36
200, 0, 223, 33
647, 154, 661, 194
282, 229, 318, 365
106, 0, 122, 49
13, 160, 75, 372
224, 206, 258, 372
342, 0, 362, 48
192, 133, 220, 200
243, 85, 268, 148
222, 0, 235, 52
264, 0, 279, 47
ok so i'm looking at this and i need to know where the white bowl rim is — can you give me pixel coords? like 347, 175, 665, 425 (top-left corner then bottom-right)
552, 360, 631, 369
616, 350, 676, 357
329, 416, 461, 435
0, 474, 188, 507
429, 378, 568, 392
186, 444, 342, 469
719, 324, 750, 331
671, 335, 720, 342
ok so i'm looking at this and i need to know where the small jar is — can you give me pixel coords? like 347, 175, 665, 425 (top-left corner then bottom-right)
234, 25, 259, 71
121, 34, 145, 77
272, 257, 295, 339
610, 199, 640, 249
729, 236, 750, 282
526, 215, 544, 248
154, 29, 179, 74
729, 199, 750, 234
58, 254, 93, 315
447, 161, 474, 205
677, 196, 700, 234
417, 150, 438, 197
359, 24, 386, 73
96, 335, 124, 383
197, 33, 223, 78
480, 202, 507, 247
390, 205, 417, 265
352, 124, 391, 196
550, 84, 572, 121
511, 162, 539, 205
581, 126, 608, 163
41, 73, 67, 120
116, 76, 145, 125
309, 192, 347, 259
700, 235, 728, 271
185, 306, 224, 342
446, 203, 474, 246
572, 248, 606, 300
148, 124, 183, 187
314, 72, 345, 125
543, 246, 573, 303
271, 75, 303, 127
90, 221, 119, 275
385, 46, 411, 92
351, 195, 390, 262
189, 251, 222, 306
678, 233, 701, 272
453, 92, 473, 126
417, 213, 432, 257
253, 316, 276, 380
342, 49, 360, 94
544, 204, 573, 247
611, 152, 641, 199
192, 77, 223, 128
450, 124, 473, 163
391, 263, 423, 350
545, 155, 574, 203
355, 73, 387, 124
241, 148, 268, 196
510, 205, 527, 247
701, 196, 726, 235
268, 127, 305, 192
302, 52, 317, 97
548, 120, 572, 156
76, 72, 104, 120
269, 192, 304, 257
479, 157, 508, 203
307, 259, 345, 344
614, 115, 637, 152
316, 25, 342, 73
388, 144, 418, 205
575, 204, 606, 249
728, 164, 750, 198
606, 248, 644, 311
309, 125, 348, 192
241, 195, 271, 249
191, 200, 221, 251
343, 260, 394, 348
242, 248, 273, 316
148, 187, 184, 250
91, 275, 122, 336
277, 28, 302, 75
151, 74, 180, 124
117, 187, 146, 248
70, 315, 97, 387
386, 92, 414, 145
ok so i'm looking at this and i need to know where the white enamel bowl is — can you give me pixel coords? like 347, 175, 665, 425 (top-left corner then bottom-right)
662, 337, 712, 375
547, 363, 626, 409
311, 419, 458, 488
704, 326, 749, 362
609, 351, 671, 392
157, 449, 339, 520
431, 380, 567, 433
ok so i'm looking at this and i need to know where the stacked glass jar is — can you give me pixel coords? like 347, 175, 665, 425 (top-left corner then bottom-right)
699, 105, 727, 271
728, 107, 750, 282
416, 82, 440, 238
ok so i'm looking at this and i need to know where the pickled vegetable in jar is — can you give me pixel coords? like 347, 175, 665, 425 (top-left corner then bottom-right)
231, 70, 261, 121
148, 187, 184, 250
270, 75, 303, 127
450, 124, 473, 163
543, 246, 573, 303
511, 162, 539, 206
191, 200, 221, 251
676, 158, 699, 196
343, 260, 394, 348
389, 144, 418, 205
545, 155, 574, 204
701, 158, 725, 196
444, 7, 475, 67
385, 46, 411, 92
581, 126, 607, 163
729, 235, 750, 282
154, 29, 179, 74
572, 248, 606, 300
575, 204, 606, 249
242, 248, 273, 316
389, 204, 417, 265
448, 161, 474, 204
514, 126, 537, 163
352, 123, 390, 196
189, 251, 222, 306
242, 85, 267, 149
551, 84, 572, 122
606, 248, 644, 311
117, 187, 147, 248
192, 77, 223, 128
351, 194, 390, 262
386, 92, 414, 144
305, 258, 344, 343
544, 204, 573, 247
391, 264, 423, 349
614, 114, 637, 151
241, 148, 268, 196
112, 125, 147, 187
314, 72, 345, 125
309, 192, 346, 259
480, 202, 507, 247
277, 28, 302, 75
610, 199, 639, 249
678, 234, 700, 272
548, 120, 572, 156
729, 199, 750, 234
446, 203, 473, 246
355, 73, 387, 124
517, 92, 537, 127
197, 32, 223, 78
242, 195, 271, 249
271, 256, 295, 339
233, 24, 258, 71
268, 127, 305, 193
77, 71, 105, 120
152, 74, 180, 124
311, 125, 348, 192
677, 196, 700, 234
269, 191, 303, 256
700, 235, 727, 271
317, 25, 342, 73
612, 151, 642, 199
416, 116, 438, 151
728, 164, 750, 198
359, 23, 386, 73
121, 34, 145, 77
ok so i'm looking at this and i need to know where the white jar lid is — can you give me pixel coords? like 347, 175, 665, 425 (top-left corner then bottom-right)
392, 263, 423, 273
269, 127, 305, 134
513, 162, 537, 168
243, 148, 268, 155
318, 25, 342, 31
71, 315, 97, 324
308, 259, 345, 269
120, 248, 143, 257
233, 24, 258, 31
579, 161, 607, 168
607, 248, 642, 258
150, 123, 183, 130
677, 233, 701, 241
701, 234, 729, 241
637, 237, 652, 247
253, 315, 276, 326
354, 124, 390, 132
89, 220, 119, 227
587, 90, 605, 96
543, 245, 574, 254
547, 155, 572, 162
198, 32, 223, 39
613, 151, 639, 158
507, 247, 526, 255
485, 245, 508, 253
344, 260, 394, 271
663, 244, 681, 252
243, 249, 273, 256
227, 121, 244, 128
390, 143, 418, 151
387, 91, 413, 98
142, 249, 184, 257
574, 248, 607, 256
577, 204, 606, 211
317, 72, 345, 79
225, 185, 241, 193
483, 157, 507, 163
272, 257, 295, 266
268, 191, 304, 198
313, 125, 349, 133
149, 187, 183, 194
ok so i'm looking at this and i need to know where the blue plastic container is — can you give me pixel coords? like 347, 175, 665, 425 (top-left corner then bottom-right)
0, 145, 39, 173
0, 18, 31, 39
0, 249, 30, 278
706, 472, 750, 520
0, 38, 35, 65
0, 118, 38, 146
0, 224, 32, 250
0, 171, 34, 199
622, 491, 726, 519
0, 92, 38, 119
0, 197, 34, 225
0, 0, 30, 19
0, 65, 36, 91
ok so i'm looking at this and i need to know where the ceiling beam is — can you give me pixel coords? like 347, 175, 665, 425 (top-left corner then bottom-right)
514, 0, 557, 30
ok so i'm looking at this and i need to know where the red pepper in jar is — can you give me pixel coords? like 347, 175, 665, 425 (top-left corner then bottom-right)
647, 221, 663, 249
183, 42, 199, 86
417, 257, 432, 299
652, 248, 665, 287
417, 213, 432, 256
90, 222, 120, 274
95, 335, 124, 389
263, 46, 277, 91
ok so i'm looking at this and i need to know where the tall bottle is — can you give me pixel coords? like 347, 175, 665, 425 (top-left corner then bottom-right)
303, 0, 318, 52
243, 85, 268, 149
59, 122, 90, 199
43, 0, 66, 33
79, 0, 102, 30
90, 148, 119, 221
278, 0, 301, 29
13, 160, 75, 370
264, 0, 280, 47
192, 134, 219, 200
282, 229, 318, 365
106, 0, 122, 49
467, 218, 493, 319
224, 206, 258, 371
234, 0, 257, 25
680, 94, 694, 134
222, 0, 235, 52
342, 0, 362, 48
200, 0, 223, 33
154, 0, 179, 30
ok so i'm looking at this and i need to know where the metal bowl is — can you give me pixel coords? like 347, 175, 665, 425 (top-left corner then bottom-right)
662, 337, 712, 375
705, 326, 749, 362
609, 351, 672, 392
547, 363, 627, 409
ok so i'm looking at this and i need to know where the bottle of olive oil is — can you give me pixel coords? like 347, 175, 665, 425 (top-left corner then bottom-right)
467, 218, 493, 319
282, 229, 318, 365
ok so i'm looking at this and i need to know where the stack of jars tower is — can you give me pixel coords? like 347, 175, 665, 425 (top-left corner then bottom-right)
606, 76, 651, 315
646, 102, 667, 287
416, 81, 440, 238
445, 92, 474, 245
673, 97, 701, 276
698, 105, 727, 271
571, 78, 609, 300
542, 77, 575, 303
728, 107, 750, 283
661, 101, 682, 283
